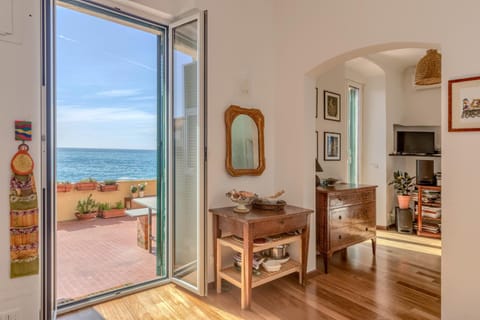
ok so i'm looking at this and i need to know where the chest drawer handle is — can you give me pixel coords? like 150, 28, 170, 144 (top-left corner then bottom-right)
365, 227, 369, 231
279, 220, 285, 225
338, 235, 342, 240
338, 215, 342, 220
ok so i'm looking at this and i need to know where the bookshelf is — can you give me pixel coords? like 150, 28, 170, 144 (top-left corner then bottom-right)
415, 185, 441, 239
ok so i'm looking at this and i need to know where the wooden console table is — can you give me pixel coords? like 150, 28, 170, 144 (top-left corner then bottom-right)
316, 184, 377, 273
210, 205, 312, 309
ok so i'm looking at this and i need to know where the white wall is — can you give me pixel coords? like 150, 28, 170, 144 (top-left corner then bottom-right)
403, 66, 441, 126
273, 0, 479, 318
358, 74, 388, 226
315, 64, 348, 182
70, 0, 277, 287
0, 1, 41, 319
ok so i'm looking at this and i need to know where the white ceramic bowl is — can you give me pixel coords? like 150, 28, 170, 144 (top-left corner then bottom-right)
262, 260, 281, 272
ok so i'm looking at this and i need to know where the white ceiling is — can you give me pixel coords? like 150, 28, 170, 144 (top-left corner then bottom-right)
376, 48, 429, 70
345, 57, 384, 77
345, 48, 434, 77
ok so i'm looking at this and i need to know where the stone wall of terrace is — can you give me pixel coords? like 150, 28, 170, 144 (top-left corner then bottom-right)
56, 179, 157, 221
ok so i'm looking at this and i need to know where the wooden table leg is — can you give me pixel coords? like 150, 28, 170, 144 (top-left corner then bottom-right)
147, 208, 152, 253
137, 216, 148, 250
301, 220, 310, 286
216, 239, 222, 293
371, 237, 376, 256
241, 224, 253, 309
213, 215, 221, 293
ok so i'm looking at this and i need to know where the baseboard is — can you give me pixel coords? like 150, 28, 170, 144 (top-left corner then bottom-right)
376, 225, 388, 230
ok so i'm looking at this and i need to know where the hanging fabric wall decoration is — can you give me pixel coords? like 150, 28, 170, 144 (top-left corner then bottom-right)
9, 143, 39, 278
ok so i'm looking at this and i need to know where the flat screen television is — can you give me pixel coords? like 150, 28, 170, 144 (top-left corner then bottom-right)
396, 131, 435, 154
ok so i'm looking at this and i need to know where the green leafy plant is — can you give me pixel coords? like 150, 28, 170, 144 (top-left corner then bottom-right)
104, 179, 117, 186
76, 194, 98, 214
138, 182, 147, 191
97, 202, 111, 211
79, 177, 97, 183
130, 185, 138, 193
58, 181, 71, 185
114, 201, 124, 209
389, 171, 416, 195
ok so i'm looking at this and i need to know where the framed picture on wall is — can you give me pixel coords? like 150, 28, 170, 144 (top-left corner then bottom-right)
324, 132, 341, 161
448, 76, 480, 131
324, 90, 341, 121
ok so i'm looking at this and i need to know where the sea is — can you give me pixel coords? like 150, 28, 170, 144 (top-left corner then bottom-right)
56, 147, 157, 182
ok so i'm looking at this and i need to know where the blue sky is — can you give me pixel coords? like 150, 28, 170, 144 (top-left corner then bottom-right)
56, 6, 159, 150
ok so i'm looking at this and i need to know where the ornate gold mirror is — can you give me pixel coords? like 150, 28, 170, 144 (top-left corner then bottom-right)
225, 105, 265, 176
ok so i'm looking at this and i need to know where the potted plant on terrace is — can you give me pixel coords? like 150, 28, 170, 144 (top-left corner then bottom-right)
138, 182, 147, 198
57, 181, 73, 192
130, 184, 138, 198
389, 170, 416, 209
98, 201, 125, 219
75, 194, 98, 220
99, 179, 119, 192
75, 177, 98, 191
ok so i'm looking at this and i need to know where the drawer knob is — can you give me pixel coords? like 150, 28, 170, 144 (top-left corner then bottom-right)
365, 227, 369, 231
338, 235, 342, 240
338, 215, 342, 220
279, 220, 285, 225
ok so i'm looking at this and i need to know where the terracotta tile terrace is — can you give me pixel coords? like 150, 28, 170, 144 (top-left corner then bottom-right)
57, 216, 158, 303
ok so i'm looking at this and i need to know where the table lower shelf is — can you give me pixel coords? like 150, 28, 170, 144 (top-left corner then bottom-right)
219, 259, 301, 289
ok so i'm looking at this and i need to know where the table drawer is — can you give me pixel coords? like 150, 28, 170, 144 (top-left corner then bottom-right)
252, 214, 307, 238
330, 223, 375, 250
329, 190, 375, 208
330, 203, 375, 229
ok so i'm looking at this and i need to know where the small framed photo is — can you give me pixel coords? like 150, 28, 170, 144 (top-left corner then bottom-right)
324, 90, 341, 121
324, 132, 341, 161
449, 76, 480, 131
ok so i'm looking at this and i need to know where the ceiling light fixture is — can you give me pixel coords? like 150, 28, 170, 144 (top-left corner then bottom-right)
415, 49, 441, 85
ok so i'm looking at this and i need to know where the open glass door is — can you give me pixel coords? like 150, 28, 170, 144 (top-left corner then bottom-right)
169, 10, 207, 295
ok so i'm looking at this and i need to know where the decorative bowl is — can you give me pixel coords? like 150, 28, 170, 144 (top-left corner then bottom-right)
262, 259, 281, 272
323, 178, 338, 186
226, 190, 257, 213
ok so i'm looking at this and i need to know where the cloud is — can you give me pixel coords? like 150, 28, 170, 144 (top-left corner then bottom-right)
128, 95, 156, 101
57, 105, 155, 123
103, 52, 156, 72
58, 34, 78, 43
96, 89, 142, 98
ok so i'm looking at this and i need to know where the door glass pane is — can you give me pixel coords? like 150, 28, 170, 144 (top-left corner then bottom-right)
55, 1, 167, 308
172, 20, 199, 287
348, 86, 359, 184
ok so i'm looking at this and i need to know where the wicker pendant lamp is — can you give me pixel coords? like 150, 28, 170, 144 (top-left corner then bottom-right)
415, 49, 441, 85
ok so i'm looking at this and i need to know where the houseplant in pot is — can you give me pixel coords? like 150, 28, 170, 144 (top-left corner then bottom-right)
98, 201, 125, 219
75, 194, 98, 220
138, 182, 147, 198
389, 170, 416, 209
57, 181, 73, 192
99, 179, 118, 192
75, 177, 98, 191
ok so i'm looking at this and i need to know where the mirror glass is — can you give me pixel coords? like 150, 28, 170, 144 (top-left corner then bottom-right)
225, 105, 265, 176
231, 115, 259, 169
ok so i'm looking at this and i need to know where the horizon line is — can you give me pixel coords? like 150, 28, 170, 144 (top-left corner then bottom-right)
57, 146, 156, 151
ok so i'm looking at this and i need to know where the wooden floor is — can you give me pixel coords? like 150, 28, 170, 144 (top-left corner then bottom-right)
60, 231, 441, 320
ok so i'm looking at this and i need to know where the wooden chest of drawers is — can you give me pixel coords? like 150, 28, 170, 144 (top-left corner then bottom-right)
316, 184, 377, 273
